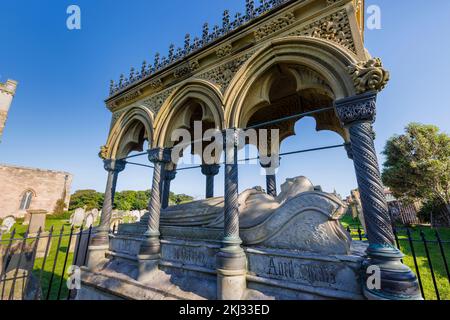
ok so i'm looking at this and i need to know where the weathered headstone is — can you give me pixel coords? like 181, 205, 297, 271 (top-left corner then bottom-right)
130, 210, 141, 222
35, 234, 52, 259
84, 213, 94, 228
71, 208, 85, 227
2, 216, 16, 233
91, 208, 99, 222
27, 210, 47, 235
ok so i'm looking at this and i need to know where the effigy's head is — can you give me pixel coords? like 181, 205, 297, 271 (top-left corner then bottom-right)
277, 176, 315, 203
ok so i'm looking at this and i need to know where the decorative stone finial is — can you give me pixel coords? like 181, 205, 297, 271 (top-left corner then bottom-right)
246, 0, 255, 19
141, 61, 147, 76
108, 0, 293, 96
99, 145, 109, 160
348, 58, 390, 94
202, 23, 209, 42
168, 44, 175, 61
184, 34, 191, 53
223, 10, 230, 30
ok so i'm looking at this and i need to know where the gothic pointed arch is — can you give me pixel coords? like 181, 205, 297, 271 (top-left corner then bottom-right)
103, 106, 154, 160
224, 36, 361, 144
153, 80, 225, 150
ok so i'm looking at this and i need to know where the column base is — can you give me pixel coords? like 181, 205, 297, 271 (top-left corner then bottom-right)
137, 255, 160, 283
363, 244, 423, 300
86, 244, 109, 271
137, 236, 161, 282
216, 247, 247, 300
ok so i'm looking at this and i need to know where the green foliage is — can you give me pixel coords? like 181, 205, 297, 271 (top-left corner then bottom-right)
69, 190, 104, 211
114, 190, 150, 211
169, 192, 194, 205
52, 198, 67, 217
69, 188, 194, 212
382, 123, 450, 214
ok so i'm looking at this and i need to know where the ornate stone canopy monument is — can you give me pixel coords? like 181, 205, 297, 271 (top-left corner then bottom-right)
79, 0, 421, 300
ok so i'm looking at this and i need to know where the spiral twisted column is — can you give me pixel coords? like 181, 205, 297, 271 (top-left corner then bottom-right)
139, 148, 171, 258
216, 129, 247, 300
161, 163, 177, 209
260, 159, 280, 197
223, 129, 241, 245
91, 159, 126, 246
87, 159, 126, 269
336, 91, 421, 300
201, 164, 221, 199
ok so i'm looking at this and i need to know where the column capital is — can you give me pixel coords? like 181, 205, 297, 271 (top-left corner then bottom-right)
164, 169, 177, 181
148, 148, 171, 164
201, 163, 221, 176
103, 159, 126, 173
335, 91, 377, 126
260, 157, 281, 169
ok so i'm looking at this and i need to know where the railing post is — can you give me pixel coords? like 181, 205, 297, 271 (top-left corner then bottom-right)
435, 230, 450, 284
420, 230, 440, 300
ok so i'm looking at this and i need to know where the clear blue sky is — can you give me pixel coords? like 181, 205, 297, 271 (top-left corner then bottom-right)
1, 0, 449, 200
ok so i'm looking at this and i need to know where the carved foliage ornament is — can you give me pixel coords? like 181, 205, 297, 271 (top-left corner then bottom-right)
291, 10, 355, 53
142, 87, 177, 114
199, 51, 256, 93
335, 92, 377, 125
216, 44, 233, 58
348, 58, 390, 94
254, 12, 296, 41
174, 60, 200, 79
99, 145, 109, 160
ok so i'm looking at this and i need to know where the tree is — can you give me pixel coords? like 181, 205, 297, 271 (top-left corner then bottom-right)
69, 190, 104, 211
382, 123, 450, 221
169, 192, 194, 205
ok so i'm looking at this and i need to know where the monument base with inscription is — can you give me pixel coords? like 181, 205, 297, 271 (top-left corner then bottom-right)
78, 177, 367, 300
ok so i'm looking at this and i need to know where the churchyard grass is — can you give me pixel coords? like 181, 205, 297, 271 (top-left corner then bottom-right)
341, 215, 450, 300
1, 216, 89, 300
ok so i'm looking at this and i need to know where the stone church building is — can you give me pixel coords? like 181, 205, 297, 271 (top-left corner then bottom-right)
0, 165, 73, 219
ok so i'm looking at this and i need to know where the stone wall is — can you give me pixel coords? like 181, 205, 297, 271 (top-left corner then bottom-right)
0, 164, 73, 218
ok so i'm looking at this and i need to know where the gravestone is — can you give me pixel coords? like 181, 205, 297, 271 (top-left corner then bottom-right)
130, 210, 141, 222
35, 234, 52, 258
84, 213, 94, 228
91, 208, 99, 222
2, 216, 16, 233
27, 210, 47, 235
72, 208, 86, 227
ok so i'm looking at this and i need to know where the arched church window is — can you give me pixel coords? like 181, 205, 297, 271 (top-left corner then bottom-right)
19, 190, 34, 211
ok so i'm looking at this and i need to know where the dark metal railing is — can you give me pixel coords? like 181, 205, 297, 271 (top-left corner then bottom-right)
346, 224, 450, 300
0, 225, 94, 300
